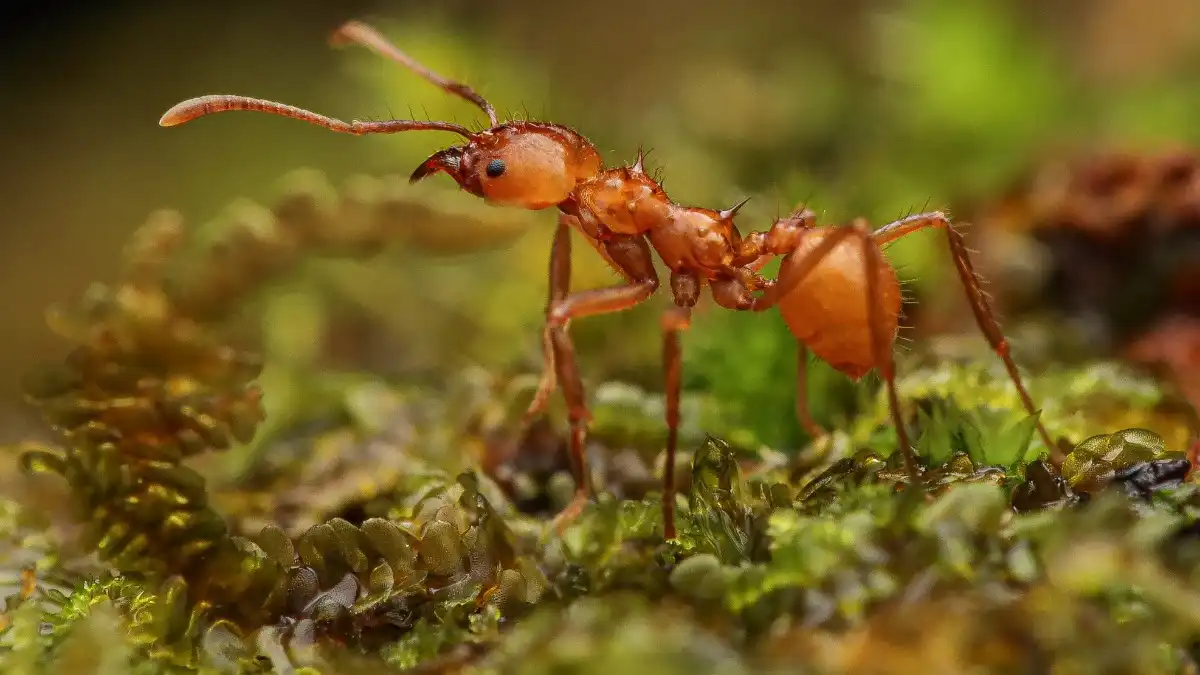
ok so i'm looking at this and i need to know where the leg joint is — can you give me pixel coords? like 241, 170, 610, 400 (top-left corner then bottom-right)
548, 278, 659, 326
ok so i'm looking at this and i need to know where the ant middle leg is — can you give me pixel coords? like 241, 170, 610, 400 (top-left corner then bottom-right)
717, 251, 826, 441
661, 306, 692, 540
871, 212, 1061, 464
661, 271, 701, 540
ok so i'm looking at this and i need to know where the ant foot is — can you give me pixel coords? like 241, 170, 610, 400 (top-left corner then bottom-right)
550, 489, 590, 535
521, 325, 557, 425
522, 373, 556, 425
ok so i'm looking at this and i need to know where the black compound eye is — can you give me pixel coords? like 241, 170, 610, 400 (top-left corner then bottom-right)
485, 158, 506, 178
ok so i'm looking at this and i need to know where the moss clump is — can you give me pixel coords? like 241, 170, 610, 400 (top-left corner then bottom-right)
1063, 428, 1189, 493
1, 177, 546, 672
4, 172, 1200, 674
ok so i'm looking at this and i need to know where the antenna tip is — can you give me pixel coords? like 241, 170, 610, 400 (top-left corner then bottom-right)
159, 100, 198, 127
330, 20, 366, 46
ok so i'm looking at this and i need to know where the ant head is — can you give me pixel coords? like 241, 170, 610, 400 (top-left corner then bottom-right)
159, 21, 601, 212
410, 122, 602, 210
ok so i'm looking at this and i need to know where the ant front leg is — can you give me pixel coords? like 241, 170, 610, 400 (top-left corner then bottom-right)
526, 215, 661, 532
728, 233, 829, 441
524, 215, 573, 425
721, 263, 826, 441
871, 212, 1062, 464
525, 215, 659, 420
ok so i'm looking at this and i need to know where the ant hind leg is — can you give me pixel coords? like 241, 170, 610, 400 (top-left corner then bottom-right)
856, 225, 920, 484
795, 343, 827, 439
744, 223, 917, 480
659, 270, 702, 539
871, 212, 1061, 465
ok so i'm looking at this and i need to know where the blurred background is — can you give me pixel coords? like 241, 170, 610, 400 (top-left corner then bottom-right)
2, 0, 1200, 450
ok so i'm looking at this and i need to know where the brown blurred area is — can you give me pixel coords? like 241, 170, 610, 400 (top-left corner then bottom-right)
0, 0, 1197, 439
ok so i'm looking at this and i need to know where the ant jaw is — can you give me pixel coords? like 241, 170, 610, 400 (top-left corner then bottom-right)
409, 146, 466, 185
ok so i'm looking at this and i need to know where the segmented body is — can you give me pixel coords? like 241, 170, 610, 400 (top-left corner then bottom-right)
579, 140, 902, 378
157, 19, 1058, 540
416, 118, 902, 379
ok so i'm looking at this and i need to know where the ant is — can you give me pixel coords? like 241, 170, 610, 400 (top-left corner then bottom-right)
159, 20, 1060, 539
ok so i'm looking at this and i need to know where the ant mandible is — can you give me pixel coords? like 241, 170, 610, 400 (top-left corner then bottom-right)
159, 20, 1060, 539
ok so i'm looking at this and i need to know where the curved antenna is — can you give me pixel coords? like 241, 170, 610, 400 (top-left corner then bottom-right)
158, 94, 475, 138
331, 20, 499, 127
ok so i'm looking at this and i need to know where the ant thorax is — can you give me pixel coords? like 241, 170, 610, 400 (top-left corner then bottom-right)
574, 166, 740, 278
574, 166, 671, 237
645, 206, 743, 277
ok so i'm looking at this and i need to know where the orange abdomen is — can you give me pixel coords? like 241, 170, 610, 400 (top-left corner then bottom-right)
776, 229, 902, 381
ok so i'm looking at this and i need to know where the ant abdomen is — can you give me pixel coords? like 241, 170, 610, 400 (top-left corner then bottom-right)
776, 229, 903, 381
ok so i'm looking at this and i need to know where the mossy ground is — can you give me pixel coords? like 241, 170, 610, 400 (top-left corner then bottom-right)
1, 166, 1199, 675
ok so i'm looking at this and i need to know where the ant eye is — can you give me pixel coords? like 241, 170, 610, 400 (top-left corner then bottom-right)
486, 158, 506, 178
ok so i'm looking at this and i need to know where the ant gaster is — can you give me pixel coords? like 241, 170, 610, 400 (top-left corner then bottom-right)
159, 20, 1060, 539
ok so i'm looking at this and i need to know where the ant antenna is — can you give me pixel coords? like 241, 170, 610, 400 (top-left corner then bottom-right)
331, 20, 500, 127
158, 95, 476, 138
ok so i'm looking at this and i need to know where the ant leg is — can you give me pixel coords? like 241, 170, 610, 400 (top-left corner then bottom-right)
660, 270, 701, 540
661, 305, 693, 540
524, 216, 573, 427
731, 245, 824, 442
730, 242, 824, 439
524, 219, 657, 422
858, 225, 920, 483
528, 226, 661, 532
746, 225, 919, 483
871, 212, 1062, 464
544, 318, 592, 531
748, 227, 861, 312
868, 212, 949, 247
795, 344, 826, 439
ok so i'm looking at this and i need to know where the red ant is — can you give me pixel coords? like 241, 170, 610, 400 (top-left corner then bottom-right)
159, 20, 1059, 539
